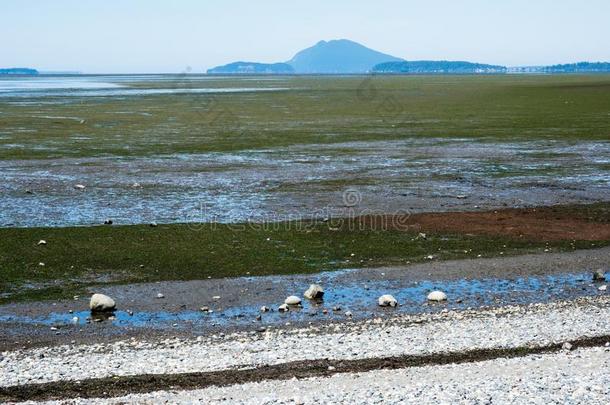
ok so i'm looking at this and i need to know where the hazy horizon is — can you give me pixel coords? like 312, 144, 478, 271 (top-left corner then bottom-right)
2, 0, 610, 74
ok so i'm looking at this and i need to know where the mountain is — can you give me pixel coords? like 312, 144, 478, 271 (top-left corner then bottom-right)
373, 61, 506, 74
207, 61, 294, 75
286, 39, 402, 74
206, 39, 402, 74
0, 68, 39, 75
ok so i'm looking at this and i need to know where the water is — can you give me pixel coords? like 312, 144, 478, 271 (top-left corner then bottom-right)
1, 271, 606, 330
0, 75, 290, 98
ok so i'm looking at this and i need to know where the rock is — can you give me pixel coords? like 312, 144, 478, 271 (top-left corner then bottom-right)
304, 284, 324, 300
345, 311, 353, 317
89, 294, 116, 312
255, 315, 262, 321
285, 296, 302, 306
260, 306, 270, 313
156, 293, 165, 299
378, 294, 398, 307
74, 184, 86, 190
149, 222, 158, 227
38, 262, 45, 267
427, 291, 448, 302
592, 270, 606, 282
37, 240, 47, 246
278, 303, 289, 312
212, 296, 221, 300
103, 219, 113, 225
562, 342, 573, 351
599, 285, 607, 291
71, 316, 79, 324
200, 306, 210, 312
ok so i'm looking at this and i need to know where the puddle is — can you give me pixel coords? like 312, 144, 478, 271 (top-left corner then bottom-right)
1, 271, 606, 331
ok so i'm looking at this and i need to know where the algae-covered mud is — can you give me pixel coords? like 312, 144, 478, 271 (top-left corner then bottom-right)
2, 74, 610, 227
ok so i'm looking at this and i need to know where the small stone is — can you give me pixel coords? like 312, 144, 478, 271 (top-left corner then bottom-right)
212, 296, 221, 300
74, 184, 86, 190
150, 222, 158, 227
200, 306, 210, 312
333, 306, 341, 312
345, 311, 353, 317
285, 296, 302, 306
304, 284, 324, 300
260, 306, 270, 313
427, 290, 448, 302
71, 317, 79, 324
278, 303, 289, 312
378, 294, 398, 307
89, 294, 116, 312
328, 366, 336, 371
38, 262, 45, 267
599, 285, 607, 291
562, 342, 573, 351
255, 315, 262, 321
37, 240, 47, 246
127, 310, 134, 316
156, 293, 165, 299
593, 270, 606, 282
103, 219, 113, 225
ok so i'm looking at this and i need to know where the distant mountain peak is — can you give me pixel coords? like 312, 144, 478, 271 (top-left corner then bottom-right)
287, 39, 403, 74
207, 39, 403, 75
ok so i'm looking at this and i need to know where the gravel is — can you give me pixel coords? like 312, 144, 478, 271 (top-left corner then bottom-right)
48, 346, 608, 404
1, 295, 608, 388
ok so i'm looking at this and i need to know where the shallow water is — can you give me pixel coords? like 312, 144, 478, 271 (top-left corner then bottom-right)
1, 270, 606, 330
1, 138, 609, 227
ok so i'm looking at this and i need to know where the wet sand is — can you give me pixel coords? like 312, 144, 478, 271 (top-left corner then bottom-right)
2, 138, 609, 227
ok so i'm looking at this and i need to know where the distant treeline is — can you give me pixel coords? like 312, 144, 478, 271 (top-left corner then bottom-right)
542, 62, 610, 73
373, 61, 507, 74
207, 62, 294, 74
0, 68, 39, 75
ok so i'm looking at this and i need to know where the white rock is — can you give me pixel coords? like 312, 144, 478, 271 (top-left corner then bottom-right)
599, 285, 607, 291
304, 284, 324, 300
37, 240, 47, 246
71, 316, 79, 324
278, 303, 289, 312
74, 184, 86, 190
89, 294, 116, 312
345, 311, 353, 317
427, 291, 448, 302
156, 293, 165, 299
285, 296, 302, 306
562, 342, 573, 351
260, 306, 270, 313
378, 294, 398, 307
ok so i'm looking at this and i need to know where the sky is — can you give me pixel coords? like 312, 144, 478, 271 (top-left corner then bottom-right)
2, 0, 609, 73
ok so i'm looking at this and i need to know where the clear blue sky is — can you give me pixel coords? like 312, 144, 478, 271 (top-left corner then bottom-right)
2, 0, 609, 73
